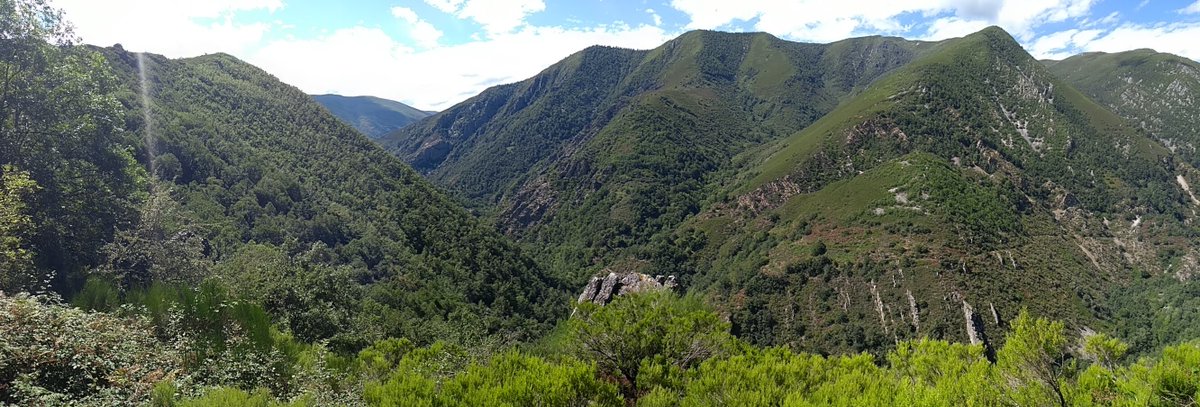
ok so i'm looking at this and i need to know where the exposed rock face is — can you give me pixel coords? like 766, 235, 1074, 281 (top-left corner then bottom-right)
577, 271, 677, 305
962, 300, 997, 362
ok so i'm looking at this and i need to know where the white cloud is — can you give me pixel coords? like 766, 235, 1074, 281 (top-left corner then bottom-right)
1026, 28, 1101, 59
423, 0, 545, 37
923, 17, 991, 40
1081, 11, 1120, 28
391, 6, 443, 48
1074, 23, 1200, 60
1182, 1, 1200, 14
646, 8, 663, 26
424, 0, 465, 14
667, 0, 1097, 42
247, 23, 674, 111
53, 0, 280, 57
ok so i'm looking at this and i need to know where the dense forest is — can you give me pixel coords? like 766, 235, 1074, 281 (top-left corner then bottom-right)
2, 0, 1199, 405
387, 22, 1200, 358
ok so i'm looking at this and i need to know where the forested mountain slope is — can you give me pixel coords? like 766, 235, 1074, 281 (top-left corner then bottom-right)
1048, 49, 1200, 167
2, 31, 568, 353
674, 26, 1200, 352
103, 47, 567, 347
6, 2, 1200, 402
312, 94, 432, 139
389, 27, 1200, 354
385, 30, 936, 283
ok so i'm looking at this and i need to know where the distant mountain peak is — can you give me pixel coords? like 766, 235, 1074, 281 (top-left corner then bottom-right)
313, 94, 433, 139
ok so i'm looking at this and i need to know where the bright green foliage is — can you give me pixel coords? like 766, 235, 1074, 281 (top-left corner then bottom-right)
633, 304, 1197, 406
570, 291, 736, 400
1082, 332, 1130, 369
176, 387, 310, 407
9, 286, 1200, 406
996, 310, 1072, 406
437, 352, 622, 406
0, 165, 39, 292
356, 338, 418, 382
361, 345, 621, 406
1147, 343, 1200, 406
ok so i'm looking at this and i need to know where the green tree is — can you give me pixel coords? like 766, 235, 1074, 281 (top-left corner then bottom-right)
98, 185, 210, 288
570, 291, 735, 401
1081, 332, 1129, 370
1, 0, 143, 289
997, 310, 1073, 407
0, 165, 39, 292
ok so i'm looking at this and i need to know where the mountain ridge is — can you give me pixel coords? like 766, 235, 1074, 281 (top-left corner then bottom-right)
1048, 48, 1200, 167
90, 46, 569, 349
384, 26, 1200, 352
312, 94, 433, 138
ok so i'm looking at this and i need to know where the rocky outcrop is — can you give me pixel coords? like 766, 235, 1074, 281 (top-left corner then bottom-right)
963, 300, 997, 362
576, 272, 677, 305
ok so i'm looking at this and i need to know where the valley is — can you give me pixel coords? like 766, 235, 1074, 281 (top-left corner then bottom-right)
2, 1, 1199, 405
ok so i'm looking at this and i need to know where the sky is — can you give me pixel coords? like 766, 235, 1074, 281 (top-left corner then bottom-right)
51, 0, 1200, 111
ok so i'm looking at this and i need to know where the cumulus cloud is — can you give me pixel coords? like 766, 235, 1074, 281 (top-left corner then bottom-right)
1076, 23, 1200, 59
423, 0, 546, 37
667, 0, 1097, 42
1026, 28, 1102, 59
246, 23, 674, 110
391, 6, 443, 48
1182, 1, 1200, 14
646, 9, 663, 26
923, 17, 991, 40
424, 0, 465, 14
53, 0, 280, 57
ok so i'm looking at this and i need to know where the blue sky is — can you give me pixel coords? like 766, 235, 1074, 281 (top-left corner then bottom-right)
53, 0, 1200, 110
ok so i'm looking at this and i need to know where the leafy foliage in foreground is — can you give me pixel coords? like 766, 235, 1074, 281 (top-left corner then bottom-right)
14, 290, 1195, 407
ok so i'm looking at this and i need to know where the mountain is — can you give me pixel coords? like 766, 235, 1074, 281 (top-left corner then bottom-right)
387, 27, 1200, 354
312, 94, 433, 138
383, 31, 936, 280
679, 26, 1200, 350
1047, 49, 1200, 167
7, 4, 1200, 402
2, 41, 567, 351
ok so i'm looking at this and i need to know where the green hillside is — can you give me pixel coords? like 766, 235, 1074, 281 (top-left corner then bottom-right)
680, 27, 1200, 352
5, 1, 1200, 404
106, 49, 567, 347
312, 94, 432, 139
385, 31, 936, 284
2, 15, 566, 356
1048, 49, 1200, 167
388, 26, 1200, 354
